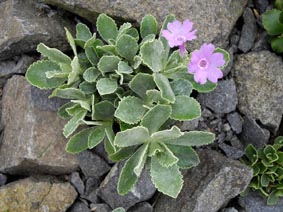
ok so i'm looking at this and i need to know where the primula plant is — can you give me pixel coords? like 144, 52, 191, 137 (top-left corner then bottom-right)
241, 136, 283, 205
25, 14, 229, 198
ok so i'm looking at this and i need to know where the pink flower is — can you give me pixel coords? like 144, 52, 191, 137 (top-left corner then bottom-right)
161, 20, 197, 54
188, 43, 225, 84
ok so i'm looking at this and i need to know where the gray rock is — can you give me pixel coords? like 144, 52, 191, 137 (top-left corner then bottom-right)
0, 173, 7, 186
43, 0, 248, 50
68, 201, 91, 212
239, 191, 283, 212
154, 149, 253, 212
252, 31, 269, 52
84, 177, 100, 195
89, 203, 111, 212
97, 162, 156, 210
177, 118, 199, 131
0, 76, 79, 175
0, 176, 77, 211
238, 8, 257, 53
0, 0, 74, 61
219, 142, 244, 159
222, 47, 234, 77
78, 150, 111, 179
94, 142, 115, 164
254, 0, 269, 14
233, 51, 283, 133
198, 80, 238, 114
82, 189, 99, 203
70, 172, 85, 195
239, 116, 270, 149
221, 207, 238, 212
227, 112, 243, 134
128, 202, 153, 212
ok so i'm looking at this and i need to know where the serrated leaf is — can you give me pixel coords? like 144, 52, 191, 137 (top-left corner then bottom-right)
114, 126, 150, 147
46, 70, 68, 79
133, 55, 142, 69
96, 13, 118, 43
150, 156, 183, 198
112, 208, 126, 212
184, 73, 217, 93
85, 47, 99, 65
51, 88, 86, 100
145, 89, 169, 106
37, 43, 71, 65
88, 126, 105, 149
214, 48, 230, 69
104, 125, 116, 155
166, 144, 200, 169
170, 95, 200, 121
71, 99, 91, 111
140, 34, 156, 46
141, 104, 172, 134
57, 102, 75, 119
164, 131, 215, 147
68, 56, 81, 85
245, 144, 258, 166
118, 144, 148, 195
116, 34, 138, 63
63, 108, 88, 137
96, 78, 118, 95
66, 127, 93, 153
160, 14, 175, 59
117, 23, 132, 39
97, 55, 120, 76
93, 100, 115, 120
76, 23, 92, 41
148, 142, 164, 157
140, 14, 158, 39
271, 36, 283, 53
127, 28, 139, 41
66, 104, 82, 116
156, 143, 179, 167
263, 9, 283, 35
151, 126, 182, 141
79, 81, 96, 95
65, 27, 77, 56
83, 67, 100, 83
154, 73, 175, 103
171, 78, 193, 96
267, 191, 280, 205
140, 39, 165, 72
115, 96, 147, 124
26, 60, 65, 89
109, 146, 137, 162
117, 61, 133, 74
129, 73, 156, 99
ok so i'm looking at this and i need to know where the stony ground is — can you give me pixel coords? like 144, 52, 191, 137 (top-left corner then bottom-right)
0, 0, 283, 211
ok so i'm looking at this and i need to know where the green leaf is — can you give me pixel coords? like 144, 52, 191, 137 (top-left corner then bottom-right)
141, 104, 172, 134
85, 47, 99, 65
129, 73, 156, 99
276, 0, 283, 10
170, 79, 193, 96
117, 23, 132, 39
245, 144, 258, 166
57, 102, 75, 119
148, 142, 164, 157
166, 145, 200, 169
65, 27, 77, 56
104, 124, 116, 155
46, 70, 68, 79
271, 36, 283, 53
145, 89, 169, 106
37, 43, 71, 65
26, 60, 65, 89
267, 191, 279, 205
71, 99, 91, 111
88, 126, 105, 149
160, 14, 175, 59
127, 28, 139, 41
115, 96, 147, 124
66, 127, 93, 153
67, 56, 81, 85
117, 61, 133, 74
96, 13, 118, 43
109, 146, 137, 162
83, 67, 100, 83
93, 100, 115, 120
260, 174, 270, 187
214, 48, 230, 69
114, 126, 150, 147
151, 126, 182, 141
63, 108, 88, 137
96, 45, 117, 55
263, 9, 283, 35
97, 55, 120, 76
140, 15, 158, 39
112, 207, 126, 212
76, 23, 92, 41
96, 78, 118, 95
153, 73, 175, 103
150, 156, 183, 198
51, 88, 86, 100
171, 95, 201, 121
79, 81, 96, 95
118, 144, 148, 195
156, 143, 179, 167
140, 39, 165, 72
116, 34, 139, 63
164, 131, 215, 146
185, 73, 217, 93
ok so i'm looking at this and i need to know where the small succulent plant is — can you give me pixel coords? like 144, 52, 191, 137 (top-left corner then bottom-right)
241, 136, 283, 205
25, 13, 229, 198
262, 0, 283, 53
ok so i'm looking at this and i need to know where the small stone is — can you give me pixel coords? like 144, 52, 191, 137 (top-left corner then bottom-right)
252, 31, 269, 52
221, 207, 238, 212
198, 80, 238, 114
78, 150, 111, 179
97, 162, 156, 210
0, 173, 7, 186
154, 149, 253, 212
177, 118, 199, 131
227, 112, 243, 134
128, 202, 153, 212
68, 201, 91, 212
94, 142, 115, 164
254, 0, 269, 14
239, 191, 283, 212
82, 189, 99, 203
219, 142, 244, 159
238, 8, 257, 53
89, 203, 112, 212
70, 172, 85, 195
223, 123, 231, 132
239, 116, 270, 149
84, 177, 100, 196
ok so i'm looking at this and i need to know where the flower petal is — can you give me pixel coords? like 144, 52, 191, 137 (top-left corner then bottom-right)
167, 20, 182, 33
194, 70, 208, 84
207, 68, 223, 83
161, 30, 176, 47
182, 20, 193, 32
210, 52, 225, 67
185, 29, 197, 41
200, 43, 215, 57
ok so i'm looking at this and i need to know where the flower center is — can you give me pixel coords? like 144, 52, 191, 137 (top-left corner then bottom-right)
198, 58, 208, 69
176, 35, 186, 43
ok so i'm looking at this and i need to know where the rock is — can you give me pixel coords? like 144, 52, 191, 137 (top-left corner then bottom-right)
0, 76, 79, 175
233, 51, 283, 133
97, 162, 156, 210
0, 0, 74, 61
94, 142, 115, 164
154, 149, 253, 212
0, 173, 7, 186
177, 118, 199, 131
227, 112, 243, 134
252, 31, 269, 52
219, 142, 244, 159
70, 172, 85, 195
0, 176, 77, 212
221, 207, 238, 212
222, 47, 234, 77
43, 0, 248, 50
239, 116, 270, 149
83, 189, 99, 203
254, 0, 269, 14
89, 203, 112, 212
68, 201, 91, 212
238, 191, 283, 212
238, 8, 257, 53
128, 202, 153, 212
78, 150, 111, 178
198, 80, 238, 114
84, 177, 100, 195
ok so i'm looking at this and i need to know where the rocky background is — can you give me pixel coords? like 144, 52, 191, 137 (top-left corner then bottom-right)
0, 0, 282, 211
